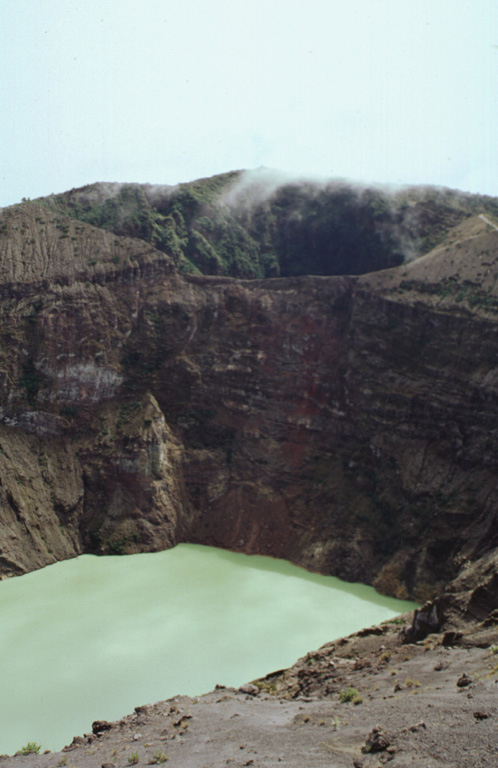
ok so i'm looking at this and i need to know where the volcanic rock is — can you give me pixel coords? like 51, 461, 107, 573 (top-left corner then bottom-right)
1, 175, 498, 613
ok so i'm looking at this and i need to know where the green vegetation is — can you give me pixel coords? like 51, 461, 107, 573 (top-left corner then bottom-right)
338, 686, 362, 704
18, 358, 42, 406
60, 405, 79, 419
107, 532, 141, 555
399, 276, 498, 313
148, 749, 168, 764
128, 751, 140, 764
254, 679, 277, 694
117, 400, 142, 428
37, 171, 498, 281
19, 742, 41, 755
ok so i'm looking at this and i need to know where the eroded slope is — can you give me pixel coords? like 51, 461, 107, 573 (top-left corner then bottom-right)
0, 201, 497, 607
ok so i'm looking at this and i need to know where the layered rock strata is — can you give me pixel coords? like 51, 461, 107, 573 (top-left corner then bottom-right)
1, 201, 498, 604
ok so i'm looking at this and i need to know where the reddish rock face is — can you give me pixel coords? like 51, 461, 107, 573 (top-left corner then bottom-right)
1, 202, 498, 603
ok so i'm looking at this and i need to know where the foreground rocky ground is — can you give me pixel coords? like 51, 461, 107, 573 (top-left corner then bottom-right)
3, 611, 497, 768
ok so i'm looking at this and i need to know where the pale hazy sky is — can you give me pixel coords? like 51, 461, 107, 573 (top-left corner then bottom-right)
1, 0, 497, 207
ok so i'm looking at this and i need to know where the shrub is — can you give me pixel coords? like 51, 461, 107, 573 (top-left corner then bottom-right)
339, 687, 361, 703
254, 680, 277, 694
20, 742, 41, 755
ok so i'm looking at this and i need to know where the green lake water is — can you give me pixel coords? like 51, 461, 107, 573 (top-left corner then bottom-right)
0, 543, 416, 754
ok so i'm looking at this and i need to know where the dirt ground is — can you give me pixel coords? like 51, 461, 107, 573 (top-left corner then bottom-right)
2, 616, 498, 768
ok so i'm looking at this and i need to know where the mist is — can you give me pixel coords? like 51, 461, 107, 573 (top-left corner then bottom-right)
29, 164, 498, 281
2, 2, 497, 208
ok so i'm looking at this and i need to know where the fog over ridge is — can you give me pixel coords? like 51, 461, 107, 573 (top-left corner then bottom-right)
22, 167, 498, 277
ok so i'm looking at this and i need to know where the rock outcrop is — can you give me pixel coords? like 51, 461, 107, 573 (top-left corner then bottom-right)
1, 183, 498, 609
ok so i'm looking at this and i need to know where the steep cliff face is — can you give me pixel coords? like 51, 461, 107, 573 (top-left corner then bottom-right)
0, 202, 192, 575
1, 188, 498, 605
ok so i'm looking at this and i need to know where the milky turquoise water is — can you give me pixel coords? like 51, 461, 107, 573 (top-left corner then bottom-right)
0, 543, 416, 754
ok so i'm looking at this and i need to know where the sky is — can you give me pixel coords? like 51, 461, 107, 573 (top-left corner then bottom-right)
1, 0, 497, 207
